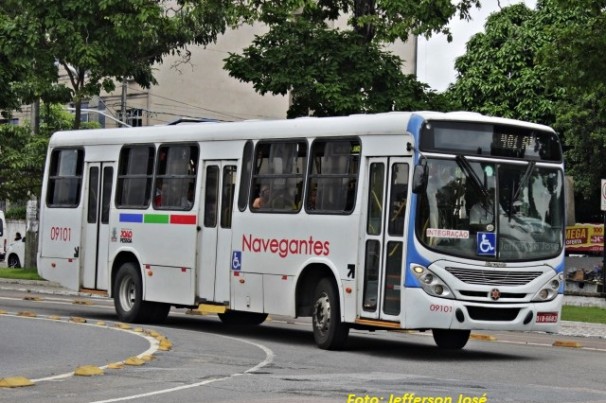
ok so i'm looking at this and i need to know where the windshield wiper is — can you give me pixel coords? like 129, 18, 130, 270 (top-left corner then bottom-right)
455, 155, 489, 200
509, 161, 535, 221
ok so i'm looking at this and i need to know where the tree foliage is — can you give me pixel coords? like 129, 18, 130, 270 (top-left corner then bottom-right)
448, 2, 571, 125
0, 0, 231, 128
225, 0, 481, 117
448, 0, 606, 221
0, 106, 99, 201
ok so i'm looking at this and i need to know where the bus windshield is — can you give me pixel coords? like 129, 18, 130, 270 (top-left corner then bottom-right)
415, 157, 564, 261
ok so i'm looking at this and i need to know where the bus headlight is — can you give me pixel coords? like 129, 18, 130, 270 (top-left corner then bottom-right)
532, 272, 563, 302
411, 264, 454, 299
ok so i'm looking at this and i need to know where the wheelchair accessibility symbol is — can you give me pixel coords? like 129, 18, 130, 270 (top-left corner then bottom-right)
476, 232, 496, 256
232, 251, 242, 271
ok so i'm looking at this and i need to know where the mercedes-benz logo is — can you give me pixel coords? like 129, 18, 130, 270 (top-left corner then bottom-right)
490, 288, 501, 301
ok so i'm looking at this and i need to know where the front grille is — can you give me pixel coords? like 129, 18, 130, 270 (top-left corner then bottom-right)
466, 306, 520, 321
446, 267, 542, 286
459, 291, 527, 299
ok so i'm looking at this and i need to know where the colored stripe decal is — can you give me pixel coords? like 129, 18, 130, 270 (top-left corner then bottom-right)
144, 214, 170, 224
170, 215, 197, 225
119, 213, 197, 225
120, 213, 143, 223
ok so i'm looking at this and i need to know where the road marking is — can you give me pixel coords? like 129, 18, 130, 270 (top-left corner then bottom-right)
0, 312, 160, 383
90, 331, 275, 403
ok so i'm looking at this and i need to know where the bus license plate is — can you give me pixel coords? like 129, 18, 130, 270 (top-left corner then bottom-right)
536, 312, 558, 323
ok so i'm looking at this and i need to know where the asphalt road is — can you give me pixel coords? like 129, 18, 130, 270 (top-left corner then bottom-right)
1, 286, 606, 403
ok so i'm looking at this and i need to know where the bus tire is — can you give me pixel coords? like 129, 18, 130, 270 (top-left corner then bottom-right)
432, 329, 470, 350
7, 254, 21, 268
218, 311, 268, 326
114, 262, 169, 324
312, 278, 349, 350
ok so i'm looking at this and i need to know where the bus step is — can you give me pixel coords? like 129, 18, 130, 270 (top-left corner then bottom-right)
197, 304, 228, 314
354, 318, 401, 329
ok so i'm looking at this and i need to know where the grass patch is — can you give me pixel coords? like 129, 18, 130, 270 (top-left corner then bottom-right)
0, 267, 44, 281
562, 305, 606, 324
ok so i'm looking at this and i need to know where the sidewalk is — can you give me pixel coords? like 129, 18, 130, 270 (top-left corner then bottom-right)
1, 278, 606, 339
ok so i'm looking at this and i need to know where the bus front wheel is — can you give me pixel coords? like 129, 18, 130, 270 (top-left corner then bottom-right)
114, 262, 170, 324
312, 278, 349, 350
432, 329, 470, 350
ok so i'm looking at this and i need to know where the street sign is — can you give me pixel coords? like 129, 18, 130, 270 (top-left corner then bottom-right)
602, 179, 606, 211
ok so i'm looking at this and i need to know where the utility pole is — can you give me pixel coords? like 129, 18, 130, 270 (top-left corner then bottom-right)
121, 78, 127, 127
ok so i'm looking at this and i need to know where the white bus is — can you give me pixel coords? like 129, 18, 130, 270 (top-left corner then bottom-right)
38, 111, 566, 350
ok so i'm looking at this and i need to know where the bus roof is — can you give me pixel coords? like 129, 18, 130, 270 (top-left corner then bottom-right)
49, 111, 554, 147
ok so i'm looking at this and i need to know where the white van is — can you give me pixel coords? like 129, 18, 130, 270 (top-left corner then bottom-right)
0, 210, 6, 262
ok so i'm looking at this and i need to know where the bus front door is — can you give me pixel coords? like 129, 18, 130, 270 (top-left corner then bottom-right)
360, 157, 409, 321
198, 161, 237, 304
82, 162, 114, 290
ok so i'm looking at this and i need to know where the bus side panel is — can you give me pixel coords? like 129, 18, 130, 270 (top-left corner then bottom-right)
108, 213, 198, 306
38, 208, 83, 291
232, 212, 359, 320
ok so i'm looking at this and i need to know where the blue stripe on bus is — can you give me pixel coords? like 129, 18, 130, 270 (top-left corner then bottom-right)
119, 213, 143, 223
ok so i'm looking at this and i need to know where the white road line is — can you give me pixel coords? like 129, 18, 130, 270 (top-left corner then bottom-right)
1, 313, 159, 382
90, 331, 275, 403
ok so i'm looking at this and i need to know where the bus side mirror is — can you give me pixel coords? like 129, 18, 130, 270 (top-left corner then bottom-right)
412, 160, 428, 194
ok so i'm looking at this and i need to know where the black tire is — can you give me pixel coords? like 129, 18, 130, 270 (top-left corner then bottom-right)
218, 310, 268, 326
312, 278, 349, 350
7, 254, 21, 268
113, 262, 170, 323
432, 329, 471, 350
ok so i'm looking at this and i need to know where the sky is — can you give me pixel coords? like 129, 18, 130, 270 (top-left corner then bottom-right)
416, 0, 537, 92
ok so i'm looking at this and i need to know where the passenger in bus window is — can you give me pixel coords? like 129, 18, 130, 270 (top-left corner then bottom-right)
181, 184, 194, 209
253, 185, 270, 209
307, 186, 317, 210
154, 180, 163, 207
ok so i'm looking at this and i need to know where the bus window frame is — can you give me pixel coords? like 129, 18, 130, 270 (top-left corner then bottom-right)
46, 147, 85, 208
306, 137, 361, 215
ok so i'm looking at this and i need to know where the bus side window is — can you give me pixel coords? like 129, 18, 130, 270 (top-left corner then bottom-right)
307, 138, 360, 214
154, 144, 198, 210
47, 148, 85, 208
250, 140, 306, 212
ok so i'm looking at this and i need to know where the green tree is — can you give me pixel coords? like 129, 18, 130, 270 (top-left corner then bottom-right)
539, 0, 606, 216
0, 105, 99, 201
0, 0, 231, 128
448, 0, 606, 221
224, 0, 479, 117
447, 2, 570, 125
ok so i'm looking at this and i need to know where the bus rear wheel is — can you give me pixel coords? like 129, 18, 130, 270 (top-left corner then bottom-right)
7, 255, 21, 268
312, 278, 349, 350
432, 329, 471, 350
218, 311, 268, 326
114, 262, 170, 324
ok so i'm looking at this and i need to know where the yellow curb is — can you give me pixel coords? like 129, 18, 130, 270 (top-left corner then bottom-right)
69, 317, 87, 324
140, 354, 155, 362
0, 309, 6, 315
124, 357, 146, 366
553, 340, 582, 348
74, 365, 104, 376
0, 377, 34, 388
73, 299, 93, 305
48, 315, 62, 320
470, 333, 497, 341
116, 323, 131, 330
107, 362, 125, 370
147, 330, 162, 338
133, 327, 144, 333
158, 339, 173, 351
17, 311, 37, 318
96, 321, 107, 326
23, 296, 41, 301
186, 309, 207, 316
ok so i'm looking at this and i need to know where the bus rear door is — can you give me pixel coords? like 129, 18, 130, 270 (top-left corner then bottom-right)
359, 157, 409, 321
82, 162, 114, 290
197, 161, 237, 304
